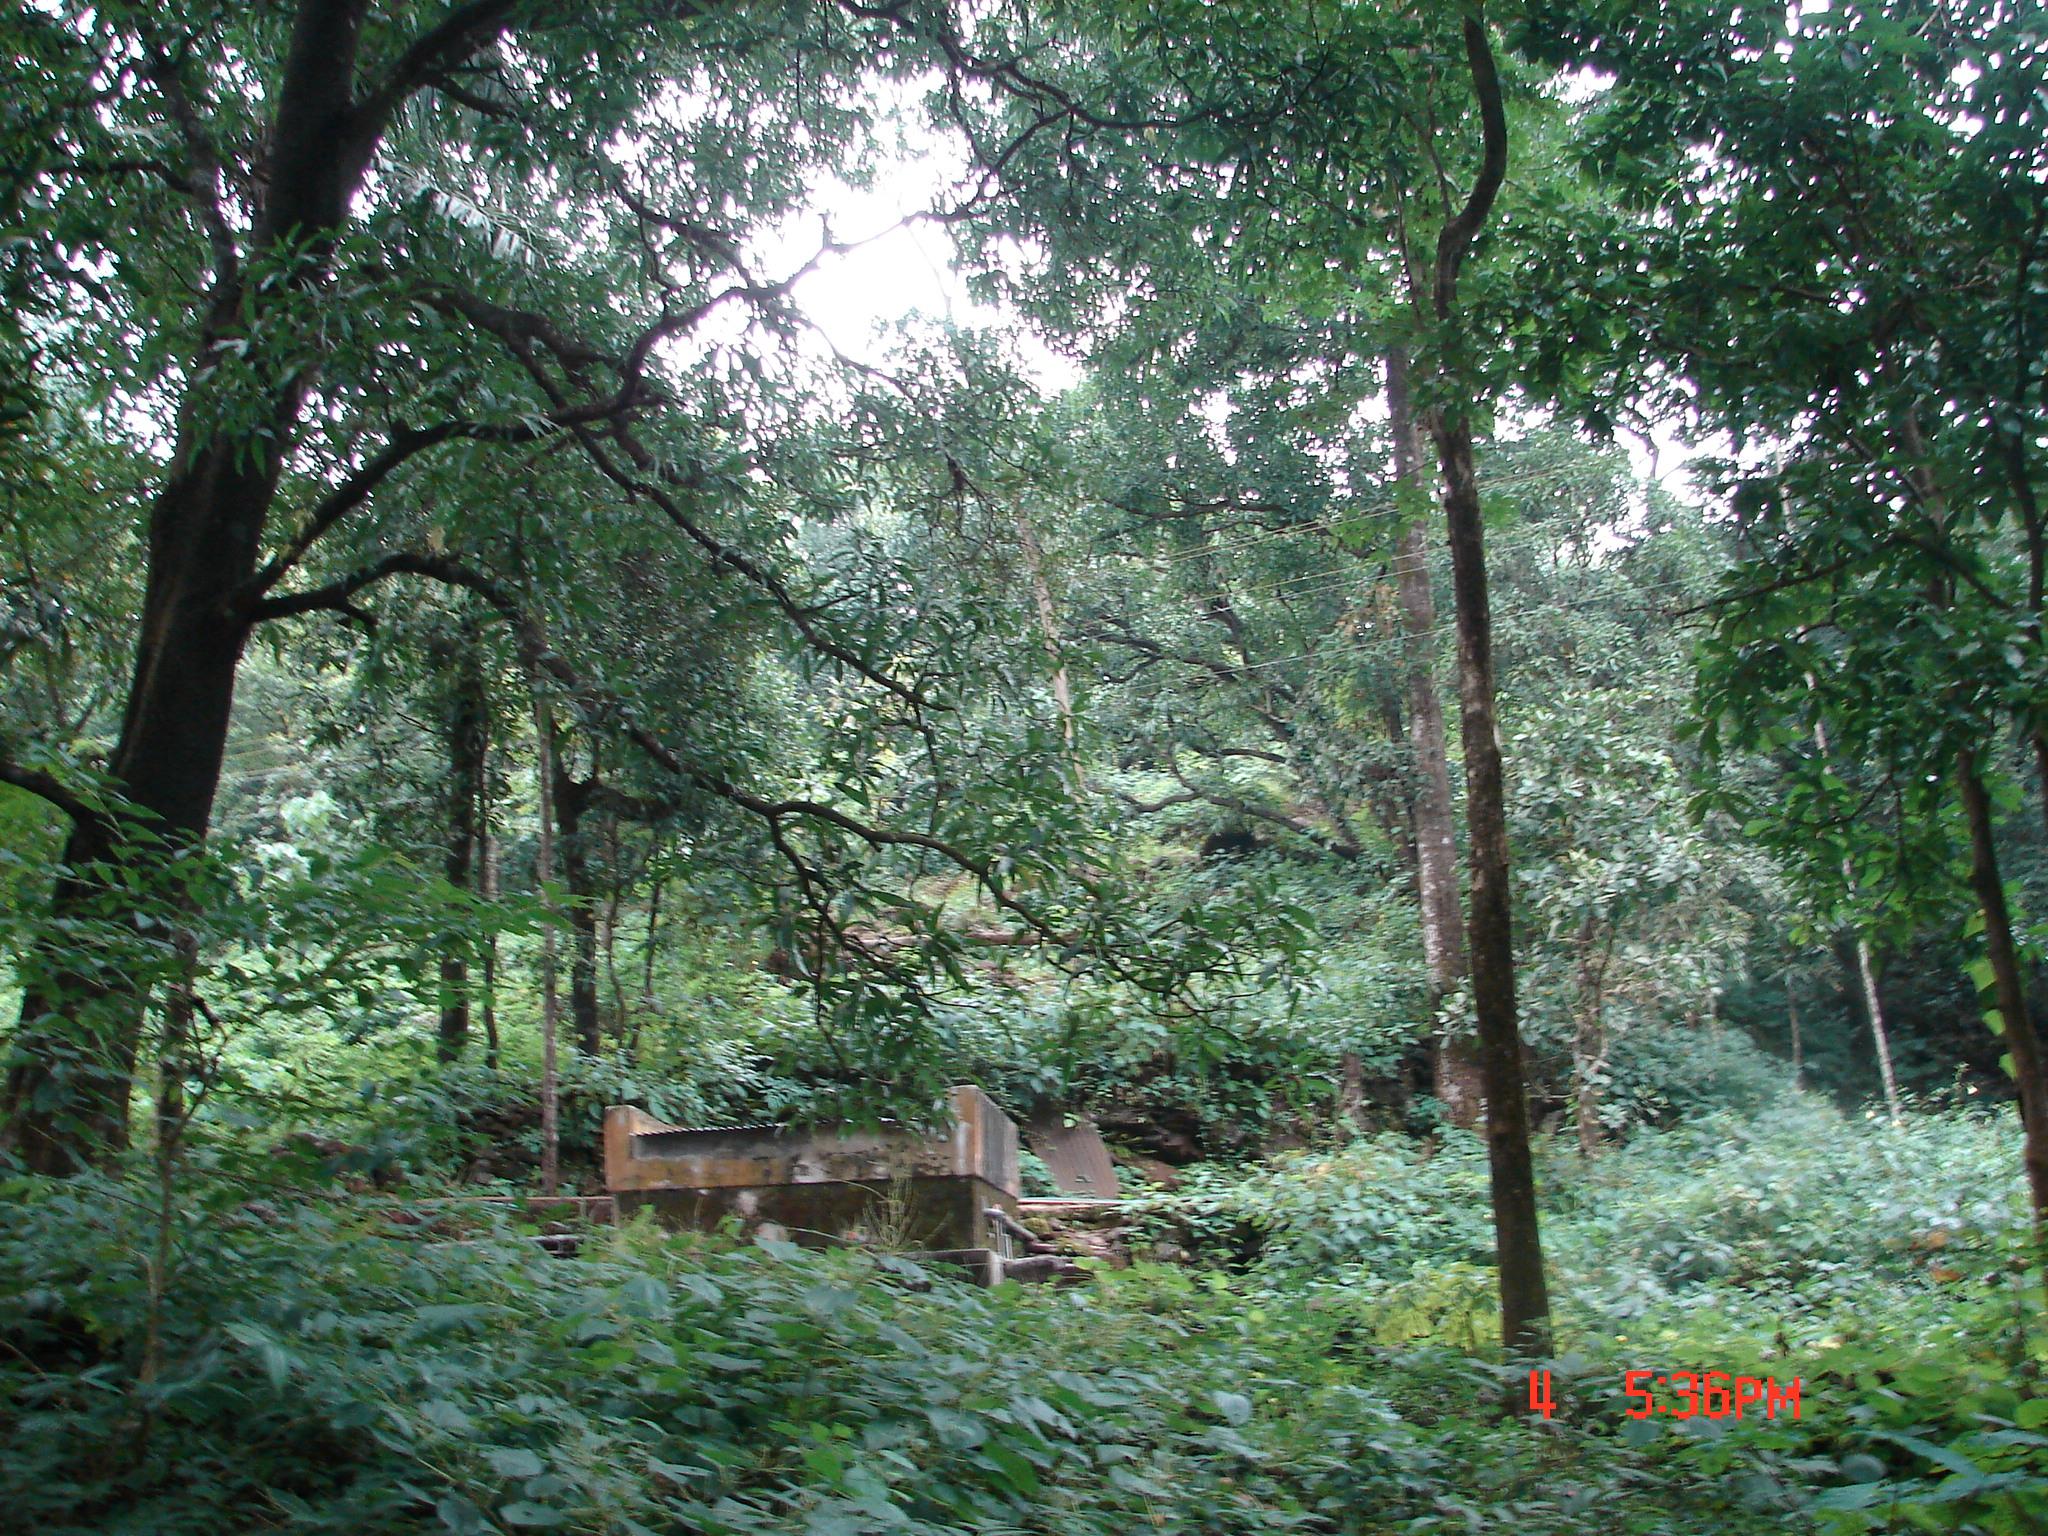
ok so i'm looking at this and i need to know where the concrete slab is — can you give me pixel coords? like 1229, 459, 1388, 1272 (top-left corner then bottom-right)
602, 1086, 1021, 1276
1024, 1104, 1121, 1198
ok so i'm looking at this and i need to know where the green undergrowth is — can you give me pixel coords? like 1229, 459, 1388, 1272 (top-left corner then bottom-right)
1132, 1095, 2048, 1530
1143, 1094, 2027, 1346
3, 1167, 1757, 1536
4, 1099, 2046, 1532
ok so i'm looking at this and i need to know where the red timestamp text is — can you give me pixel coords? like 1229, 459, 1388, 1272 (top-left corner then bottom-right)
1623, 1369, 1800, 1421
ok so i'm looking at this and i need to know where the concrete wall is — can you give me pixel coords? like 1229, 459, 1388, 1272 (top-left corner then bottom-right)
603, 1086, 1020, 1260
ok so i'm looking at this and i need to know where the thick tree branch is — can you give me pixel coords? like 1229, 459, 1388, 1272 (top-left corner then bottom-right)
1155, 760, 1364, 861
140, 34, 239, 288
585, 779, 678, 825
428, 259, 940, 711
1083, 616, 1281, 697
1678, 551, 1869, 618
235, 379, 671, 613
430, 289, 618, 375
255, 550, 1090, 966
0, 748, 94, 824
259, 0, 377, 245
236, 422, 511, 606
1432, 14, 1507, 322
354, 0, 524, 151
1117, 788, 1202, 815
241, 549, 444, 624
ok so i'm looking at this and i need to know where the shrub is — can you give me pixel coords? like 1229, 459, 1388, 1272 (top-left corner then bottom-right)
0, 1162, 1773, 1536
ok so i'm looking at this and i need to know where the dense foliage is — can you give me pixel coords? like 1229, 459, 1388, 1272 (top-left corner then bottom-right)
5, 1098, 2041, 1533
4, 0, 2046, 1529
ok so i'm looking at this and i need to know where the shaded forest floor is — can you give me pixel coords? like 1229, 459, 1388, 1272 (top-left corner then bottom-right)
3, 1097, 2043, 1533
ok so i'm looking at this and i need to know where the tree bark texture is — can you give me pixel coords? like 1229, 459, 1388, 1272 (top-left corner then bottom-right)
532, 691, 563, 1199
552, 768, 604, 1056
1851, 936, 1902, 1126
1, 0, 380, 1171
1386, 345, 1479, 1126
1419, 13, 1551, 1357
1958, 750, 2048, 1233
435, 622, 489, 1063
480, 732, 501, 1072
1433, 406, 1553, 1356
1787, 974, 1803, 1089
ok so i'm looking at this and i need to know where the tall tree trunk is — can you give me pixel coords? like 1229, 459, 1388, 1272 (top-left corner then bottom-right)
1336, 1049, 1369, 1129
1958, 750, 2048, 1233
552, 768, 602, 1056
629, 871, 664, 1065
1371, 689, 1420, 871
153, 929, 201, 1158
1571, 915, 1614, 1159
0, 0, 376, 1172
532, 691, 562, 1199
2000, 430, 2048, 843
480, 744, 501, 1073
2, 441, 293, 1168
2034, 730, 2048, 844
1434, 407, 1555, 1353
600, 812, 628, 1047
1787, 973, 1802, 1089
1387, 344, 1479, 1126
1432, 403, 1551, 1357
1810, 699, 1903, 1123
1851, 936, 1902, 1126
1415, 14, 1550, 1357
435, 621, 489, 1064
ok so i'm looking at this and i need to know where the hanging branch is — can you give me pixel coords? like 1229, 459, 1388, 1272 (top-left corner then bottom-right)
244, 549, 1205, 997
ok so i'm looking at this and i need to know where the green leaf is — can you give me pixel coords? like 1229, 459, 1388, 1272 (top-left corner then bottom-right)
420, 1400, 474, 1434
486, 1448, 546, 1480
222, 1321, 292, 1390
437, 1494, 489, 1535
977, 1442, 1043, 1495
927, 1406, 986, 1448
1867, 1429, 1983, 1480
500, 1502, 567, 1528
1813, 1482, 1891, 1511
1211, 1389, 1253, 1426
620, 1274, 667, 1313
696, 1352, 760, 1372
417, 1304, 492, 1334
1620, 1417, 1662, 1449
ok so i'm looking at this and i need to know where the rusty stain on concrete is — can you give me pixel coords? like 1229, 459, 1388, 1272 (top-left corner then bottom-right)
1024, 1103, 1121, 1198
